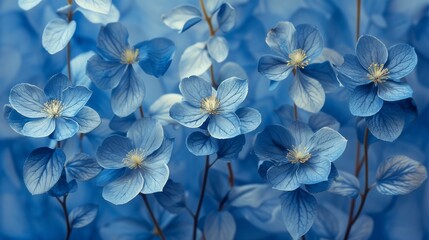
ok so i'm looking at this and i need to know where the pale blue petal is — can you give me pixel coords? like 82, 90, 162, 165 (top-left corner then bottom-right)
218, 62, 247, 82
145, 138, 174, 164
236, 107, 261, 134
96, 135, 132, 169
385, 44, 417, 80
254, 125, 295, 163
75, 0, 112, 14
7, 110, 32, 135
217, 3, 235, 32
76, 4, 119, 24
102, 170, 143, 205
207, 112, 241, 139
285, 121, 314, 145
42, 18, 76, 54
308, 112, 340, 131
338, 55, 372, 88
207, 36, 229, 63
356, 35, 388, 68
169, 102, 209, 128
9, 83, 47, 118
289, 70, 325, 113
179, 42, 212, 79
136, 38, 175, 78
162, 5, 202, 33
307, 127, 347, 162
349, 84, 383, 117
305, 163, 338, 193
376, 155, 427, 195
295, 24, 323, 59
302, 61, 340, 93
366, 102, 405, 142
296, 157, 331, 184
18, 0, 42, 10
97, 22, 129, 61
265, 21, 296, 56
140, 162, 169, 194
179, 76, 213, 107
186, 131, 219, 156
204, 211, 236, 240
73, 106, 101, 133
23, 147, 66, 194
377, 81, 413, 101
22, 118, 55, 138
258, 55, 292, 81
217, 77, 247, 112
149, 93, 182, 125
61, 86, 92, 117
127, 118, 164, 157
206, 0, 224, 15
111, 67, 145, 117
51, 117, 79, 141
44, 74, 69, 100
86, 54, 126, 89
267, 164, 300, 191
328, 170, 360, 198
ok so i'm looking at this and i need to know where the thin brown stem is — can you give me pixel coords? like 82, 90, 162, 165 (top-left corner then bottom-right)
56, 195, 71, 240
356, 0, 361, 41
209, 66, 217, 88
199, 0, 216, 36
66, 2, 73, 82
293, 103, 298, 121
139, 106, 145, 118
227, 162, 234, 187
139, 194, 166, 240
192, 156, 210, 240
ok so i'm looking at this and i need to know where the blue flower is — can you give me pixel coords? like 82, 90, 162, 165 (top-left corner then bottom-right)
96, 118, 173, 205
86, 22, 175, 117
7, 74, 100, 141
254, 122, 347, 191
258, 21, 339, 113
338, 35, 417, 117
170, 76, 256, 139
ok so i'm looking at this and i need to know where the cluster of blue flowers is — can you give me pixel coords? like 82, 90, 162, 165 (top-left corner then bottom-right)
1, 0, 429, 239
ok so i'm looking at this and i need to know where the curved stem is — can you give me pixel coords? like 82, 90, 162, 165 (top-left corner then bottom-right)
209, 66, 217, 88
355, 0, 361, 41
66, 1, 73, 82
227, 162, 234, 187
56, 195, 71, 240
139, 106, 145, 118
192, 156, 210, 240
199, 0, 216, 36
139, 194, 166, 240
292, 69, 299, 121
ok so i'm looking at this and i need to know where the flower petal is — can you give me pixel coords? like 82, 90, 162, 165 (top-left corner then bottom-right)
289, 70, 325, 113
349, 84, 383, 117
22, 118, 55, 138
9, 83, 47, 118
140, 162, 169, 194
377, 81, 413, 101
97, 22, 129, 61
236, 107, 261, 134
169, 102, 209, 128
102, 170, 143, 205
285, 121, 314, 146
179, 42, 212, 79
7, 110, 32, 135
74, 0, 112, 14
302, 61, 340, 93
127, 118, 164, 157
136, 38, 175, 78
42, 19, 76, 54
51, 117, 79, 141
385, 43, 417, 80
254, 125, 295, 163
207, 36, 229, 63
258, 55, 292, 81
338, 54, 371, 88
73, 106, 101, 133
217, 77, 248, 112
366, 102, 405, 142
86, 54, 127, 89
145, 138, 174, 164
161, 5, 202, 33
265, 21, 296, 56
267, 164, 300, 191
96, 135, 132, 169
356, 35, 388, 68
295, 24, 323, 59
61, 86, 92, 117
207, 112, 241, 139
44, 74, 69, 100
179, 76, 213, 107
296, 158, 331, 184
307, 127, 347, 162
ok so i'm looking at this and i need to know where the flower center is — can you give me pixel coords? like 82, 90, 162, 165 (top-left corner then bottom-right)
286, 146, 312, 164
121, 48, 139, 64
123, 148, 144, 169
201, 95, 220, 115
42, 99, 63, 118
367, 63, 389, 84
287, 49, 310, 69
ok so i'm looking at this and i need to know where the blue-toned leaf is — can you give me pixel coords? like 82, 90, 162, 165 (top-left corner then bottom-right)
375, 155, 427, 195
186, 131, 218, 156
258, 55, 291, 81
217, 3, 235, 32
69, 204, 98, 228
356, 35, 388, 68
136, 38, 175, 78
265, 21, 296, 56
289, 70, 325, 113
18, 0, 42, 10
66, 153, 102, 181
111, 67, 145, 117
377, 81, 413, 102
366, 101, 405, 142
49, 172, 77, 197
302, 61, 340, 93
76, 4, 119, 24
386, 43, 417, 80
328, 170, 360, 198
281, 188, 318, 240
42, 18, 76, 54
149, 94, 182, 126
206, 0, 224, 15
103, 169, 143, 204
154, 179, 186, 213
217, 77, 248, 112
162, 5, 202, 33
204, 211, 236, 240
349, 83, 383, 117
73, 106, 101, 133
308, 111, 340, 131
312, 205, 339, 239
236, 107, 261, 134
348, 214, 374, 240
23, 147, 66, 194
207, 112, 241, 139
217, 134, 245, 161
207, 36, 229, 63
206, 169, 229, 202
179, 42, 212, 79
9, 83, 46, 118
51, 117, 79, 141
75, 0, 111, 14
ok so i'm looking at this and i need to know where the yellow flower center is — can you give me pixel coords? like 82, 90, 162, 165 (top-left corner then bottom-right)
286, 146, 312, 164
367, 63, 389, 84
287, 49, 310, 69
123, 149, 144, 169
121, 48, 139, 64
42, 99, 63, 118
201, 95, 220, 115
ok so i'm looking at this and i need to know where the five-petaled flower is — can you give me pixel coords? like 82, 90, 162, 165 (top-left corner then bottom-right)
258, 21, 339, 113
87, 22, 175, 117
7, 74, 100, 141
338, 35, 417, 117
170, 76, 257, 139
254, 122, 347, 191
96, 118, 173, 205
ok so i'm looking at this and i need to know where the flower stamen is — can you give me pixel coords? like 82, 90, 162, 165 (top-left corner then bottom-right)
42, 99, 63, 118
367, 63, 389, 84
121, 48, 139, 64
287, 49, 310, 69
286, 145, 312, 164
123, 148, 145, 169
201, 95, 220, 115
